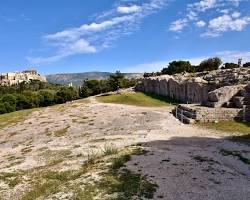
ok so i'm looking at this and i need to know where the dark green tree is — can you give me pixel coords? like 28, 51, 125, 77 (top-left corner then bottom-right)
15, 94, 33, 110
243, 62, 250, 68
1, 94, 16, 108
0, 103, 7, 114
107, 71, 125, 91
55, 87, 78, 103
162, 61, 194, 75
197, 57, 222, 72
38, 90, 55, 107
222, 63, 239, 69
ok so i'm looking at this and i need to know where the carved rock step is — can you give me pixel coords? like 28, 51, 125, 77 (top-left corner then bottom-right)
173, 106, 196, 124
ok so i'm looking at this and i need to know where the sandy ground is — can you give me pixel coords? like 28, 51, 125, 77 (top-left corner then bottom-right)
0, 97, 250, 199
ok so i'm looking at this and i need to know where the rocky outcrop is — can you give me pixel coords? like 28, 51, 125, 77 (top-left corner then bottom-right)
197, 67, 250, 86
136, 75, 211, 103
243, 83, 250, 121
206, 85, 245, 108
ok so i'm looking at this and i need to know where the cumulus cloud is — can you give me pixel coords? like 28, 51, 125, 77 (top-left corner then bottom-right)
169, 0, 249, 36
28, 0, 169, 64
202, 14, 250, 37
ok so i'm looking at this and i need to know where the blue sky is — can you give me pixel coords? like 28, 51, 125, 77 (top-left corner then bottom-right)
0, 0, 250, 75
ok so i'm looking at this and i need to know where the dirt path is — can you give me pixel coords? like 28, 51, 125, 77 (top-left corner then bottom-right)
0, 98, 249, 199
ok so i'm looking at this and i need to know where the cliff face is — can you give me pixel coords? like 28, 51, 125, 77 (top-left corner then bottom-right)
136, 75, 211, 103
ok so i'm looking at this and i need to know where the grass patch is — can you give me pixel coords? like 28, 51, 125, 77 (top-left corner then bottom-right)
103, 144, 118, 156
0, 108, 37, 129
0, 172, 22, 188
230, 134, 250, 146
193, 156, 220, 165
97, 92, 177, 107
19, 146, 157, 200
220, 149, 250, 165
197, 120, 250, 134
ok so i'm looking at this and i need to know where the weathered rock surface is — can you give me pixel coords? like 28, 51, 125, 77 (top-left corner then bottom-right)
136, 75, 210, 103
206, 85, 245, 108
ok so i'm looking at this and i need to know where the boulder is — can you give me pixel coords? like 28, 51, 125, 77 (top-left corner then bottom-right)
207, 85, 245, 107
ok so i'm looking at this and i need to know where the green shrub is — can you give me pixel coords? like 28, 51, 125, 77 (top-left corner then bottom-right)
222, 63, 239, 69
0, 103, 7, 114
3, 102, 15, 113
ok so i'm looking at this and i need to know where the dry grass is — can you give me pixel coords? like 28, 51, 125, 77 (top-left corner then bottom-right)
0, 108, 37, 129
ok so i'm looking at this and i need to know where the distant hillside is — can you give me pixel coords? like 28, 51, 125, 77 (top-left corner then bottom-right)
46, 72, 142, 86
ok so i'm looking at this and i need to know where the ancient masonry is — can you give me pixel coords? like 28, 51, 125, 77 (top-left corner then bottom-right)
0, 69, 47, 86
136, 68, 250, 123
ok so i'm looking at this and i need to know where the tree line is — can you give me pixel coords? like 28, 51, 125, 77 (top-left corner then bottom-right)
144, 57, 250, 77
0, 72, 138, 114
0, 80, 79, 114
79, 71, 138, 97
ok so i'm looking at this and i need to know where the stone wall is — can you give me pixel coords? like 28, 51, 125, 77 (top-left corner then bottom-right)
175, 104, 243, 123
136, 75, 211, 103
195, 107, 243, 122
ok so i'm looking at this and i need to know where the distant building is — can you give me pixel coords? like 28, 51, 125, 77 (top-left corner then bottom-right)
0, 69, 47, 86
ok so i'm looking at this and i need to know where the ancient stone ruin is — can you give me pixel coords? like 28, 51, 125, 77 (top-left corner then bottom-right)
136, 68, 250, 123
0, 69, 47, 86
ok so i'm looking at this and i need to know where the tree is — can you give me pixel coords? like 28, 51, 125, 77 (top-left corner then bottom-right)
79, 85, 92, 98
15, 94, 33, 110
243, 62, 250, 68
198, 57, 222, 72
107, 71, 125, 91
0, 103, 7, 114
222, 63, 239, 69
38, 90, 55, 107
55, 87, 78, 103
1, 94, 16, 108
4, 102, 15, 113
161, 61, 194, 75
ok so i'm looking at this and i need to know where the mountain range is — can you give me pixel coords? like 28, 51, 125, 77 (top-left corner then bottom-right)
46, 72, 142, 86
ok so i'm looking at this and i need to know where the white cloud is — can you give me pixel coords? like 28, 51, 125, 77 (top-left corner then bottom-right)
169, 0, 248, 36
231, 11, 241, 18
202, 14, 250, 37
188, 0, 217, 12
196, 20, 206, 27
169, 18, 188, 32
28, 0, 169, 64
216, 50, 250, 62
117, 5, 141, 14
